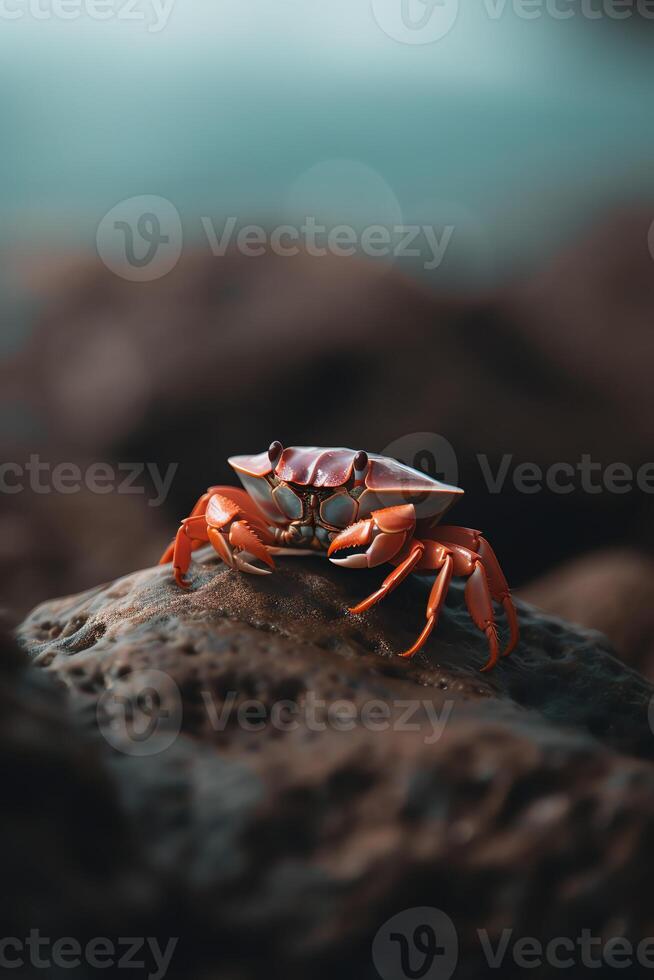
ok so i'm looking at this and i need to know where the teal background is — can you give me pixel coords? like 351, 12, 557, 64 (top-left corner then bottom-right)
1, 1, 653, 284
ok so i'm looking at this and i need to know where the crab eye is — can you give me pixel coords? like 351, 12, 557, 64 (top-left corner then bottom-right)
268, 441, 283, 464
272, 483, 303, 520
354, 450, 368, 478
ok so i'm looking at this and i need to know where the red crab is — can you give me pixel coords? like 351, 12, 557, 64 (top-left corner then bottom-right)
160, 443, 519, 671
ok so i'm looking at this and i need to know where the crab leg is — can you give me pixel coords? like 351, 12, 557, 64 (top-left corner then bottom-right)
330, 512, 506, 669
205, 493, 275, 576
348, 542, 425, 615
161, 489, 275, 585
399, 549, 453, 659
168, 515, 210, 588
159, 485, 225, 565
429, 542, 502, 671
327, 504, 416, 569
402, 540, 502, 671
431, 526, 519, 657
463, 560, 502, 672
159, 485, 271, 566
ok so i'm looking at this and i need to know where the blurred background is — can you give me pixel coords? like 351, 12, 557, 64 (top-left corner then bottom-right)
2, 0, 654, 671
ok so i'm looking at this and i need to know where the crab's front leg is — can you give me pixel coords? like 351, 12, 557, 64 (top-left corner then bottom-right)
166, 514, 211, 588
328, 504, 419, 612
159, 485, 268, 565
162, 488, 275, 587
328, 508, 454, 659
204, 493, 276, 576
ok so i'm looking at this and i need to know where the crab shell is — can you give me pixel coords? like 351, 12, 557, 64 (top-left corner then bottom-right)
228, 446, 463, 531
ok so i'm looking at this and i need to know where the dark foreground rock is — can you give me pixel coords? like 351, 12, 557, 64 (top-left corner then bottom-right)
13, 551, 654, 979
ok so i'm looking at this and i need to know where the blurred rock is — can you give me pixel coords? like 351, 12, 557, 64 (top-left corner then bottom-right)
522, 548, 654, 680
503, 206, 654, 460
0, 454, 169, 618
15, 206, 654, 462
14, 550, 654, 977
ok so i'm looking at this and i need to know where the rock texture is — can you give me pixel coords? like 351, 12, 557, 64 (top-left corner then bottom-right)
14, 550, 654, 978
522, 548, 654, 682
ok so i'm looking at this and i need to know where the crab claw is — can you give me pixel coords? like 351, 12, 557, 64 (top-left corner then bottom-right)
328, 505, 416, 569
234, 555, 273, 576
230, 521, 275, 576
328, 519, 374, 567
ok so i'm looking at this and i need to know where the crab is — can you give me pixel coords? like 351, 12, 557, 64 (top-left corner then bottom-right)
159, 443, 519, 671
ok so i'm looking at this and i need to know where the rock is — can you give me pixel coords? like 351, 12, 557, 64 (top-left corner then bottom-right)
0, 470, 170, 618
522, 548, 654, 681
503, 206, 654, 461
14, 550, 654, 978
0, 624, 153, 948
